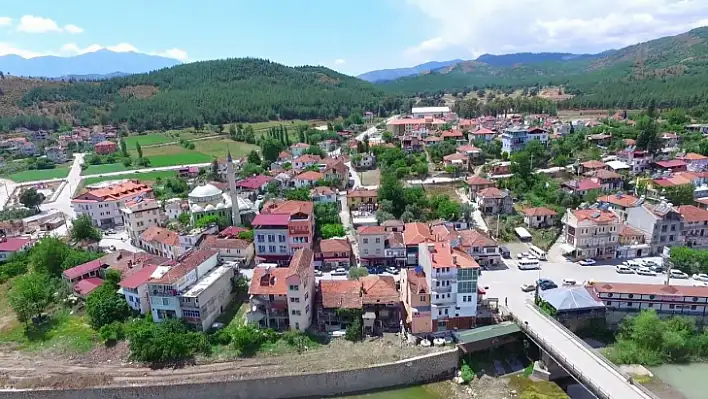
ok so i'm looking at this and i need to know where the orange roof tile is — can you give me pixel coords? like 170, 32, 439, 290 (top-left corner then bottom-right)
572, 209, 618, 224
678, 205, 708, 223
358, 225, 387, 235
598, 193, 641, 208
249, 266, 290, 295
320, 238, 351, 253
295, 171, 324, 181
140, 226, 179, 247
74, 181, 152, 202
404, 222, 432, 246
521, 207, 558, 217
477, 187, 508, 199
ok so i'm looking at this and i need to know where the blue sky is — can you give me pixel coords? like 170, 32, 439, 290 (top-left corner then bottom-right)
2, 0, 708, 76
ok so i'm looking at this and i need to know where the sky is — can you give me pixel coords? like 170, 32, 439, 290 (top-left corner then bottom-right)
1, 0, 708, 76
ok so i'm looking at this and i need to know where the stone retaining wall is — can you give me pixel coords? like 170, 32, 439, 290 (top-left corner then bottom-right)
2, 348, 460, 399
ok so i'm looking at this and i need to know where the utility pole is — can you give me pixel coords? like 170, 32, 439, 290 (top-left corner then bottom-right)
496, 213, 500, 239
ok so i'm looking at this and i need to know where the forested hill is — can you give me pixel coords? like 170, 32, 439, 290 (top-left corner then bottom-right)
17, 58, 400, 131
380, 27, 708, 111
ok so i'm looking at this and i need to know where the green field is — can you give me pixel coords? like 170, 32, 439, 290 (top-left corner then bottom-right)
6, 167, 71, 182
81, 163, 129, 175
123, 133, 177, 147
193, 138, 260, 159
83, 170, 178, 186
149, 152, 213, 166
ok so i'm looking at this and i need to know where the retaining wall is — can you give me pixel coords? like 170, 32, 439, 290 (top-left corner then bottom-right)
2, 348, 459, 399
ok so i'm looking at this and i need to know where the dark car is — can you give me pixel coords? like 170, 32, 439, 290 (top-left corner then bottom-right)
368, 266, 384, 275
537, 279, 557, 291
500, 246, 511, 259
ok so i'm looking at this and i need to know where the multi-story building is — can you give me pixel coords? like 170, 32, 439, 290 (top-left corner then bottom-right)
404, 222, 433, 266
678, 205, 708, 249
626, 202, 683, 255
199, 234, 254, 265
465, 176, 496, 200
357, 225, 387, 266
293, 171, 324, 188
597, 193, 643, 221
94, 141, 117, 155
385, 232, 406, 267
118, 264, 160, 314
590, 282, 708, 327
310, 186, 337, 205
317, 276, 400, 334
616, 224, 650, 259
501, 126, 548, 154
586, 169, 624, 192
72, 181, 153, 228
476, 187, 513, 215
416, 241, 481, 332
45, 146, 67, 163
561, 209, 621, 260
347, 188, 378, 212
617, 149, 653, 174
139, 226, 182, 259
400, 268, 432, 334
120, 198, 164, 245
455, 229, 502, 268
253, 200, 314, 265
677, 152, 708, 172
317, 238, 352, 269
247, 248, 315, 331
521, 207, 558, 229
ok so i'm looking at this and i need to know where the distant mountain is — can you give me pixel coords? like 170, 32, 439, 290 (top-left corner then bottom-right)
50, 72, 131, 81
475, 52, 607, 67
357, 59, 463, 82
0, 50, 181, 78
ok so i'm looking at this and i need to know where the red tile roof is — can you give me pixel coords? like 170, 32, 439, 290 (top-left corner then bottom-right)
442, 130, 463, 138
200, 235, 251, 250
619, 225, 644, 237
237, 175, 274, 189
293, 154, 321, 164
591, 282, 708, 298
252, 213, 291, 226
678, 205, 708, 222
581, 160, 606, 169
219, 226, 250, 238
572, 209, 618, 224
311, 186, 335, 196
249, 266, 290, 295
140, 226, 179, 247
406, 269, 429, 295
443, 152, 468, 162
261, 200, 313, 216
477, 187, 508, 199
457, 145, 481, 153
360, 275, 398, 304
655, 160, 687, 169
428, 241, 479, 269
521, 207, 558, 217
466, 176, 494, 186
150, 250, 218, 284
457, 229, 497, 248
320, 280, 362, 308
73, 278, 104, 297
320, 238, 351, 253
679, 153, 708, 161
119, 265, 159, 289
404, 222, 432, 246
358, 225, 387, 235
63, 259, 104, 280
74, 181, 152, 202
473, 127, 495, 135
0, 237, 31, 252
347, 188, 378, 198
598, 193, 640, 208
295, 171, 324, 181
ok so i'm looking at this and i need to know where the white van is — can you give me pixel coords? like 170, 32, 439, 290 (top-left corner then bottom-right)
518, 259, 540, 270
528, 245, 547, 261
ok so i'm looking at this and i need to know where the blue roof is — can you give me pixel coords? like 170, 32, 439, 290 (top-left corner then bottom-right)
540, 286, 605, 311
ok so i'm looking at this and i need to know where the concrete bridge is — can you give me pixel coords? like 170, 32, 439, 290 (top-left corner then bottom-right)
513, 302, 657, 399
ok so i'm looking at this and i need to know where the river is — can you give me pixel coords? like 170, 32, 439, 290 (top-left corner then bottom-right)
650, 363, 708, 399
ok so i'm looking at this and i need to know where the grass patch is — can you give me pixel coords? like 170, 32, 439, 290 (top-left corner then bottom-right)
123, 133, 175, 147
341, 382, 453, 399
508, 375, 569, 399
147, 152, 213, 167
360, 169, 381, 186
523, 362, 534, 377
529, 226, 561, 251
82, 163, 129, 175
0, 308, 97, 354
81, 152, 213, 176
83, 170, 177, 186
6, 167, 70, 182
422, 183, 462, 203
193, 138, 260, 159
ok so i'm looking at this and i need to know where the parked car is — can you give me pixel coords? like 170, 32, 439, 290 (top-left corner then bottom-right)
537, 279, 557, 291
520, 283, 536, 292
562, 278, 577, 286
693, 273, 708, 282
670, 270, 689, 279
578, 259, 596, 266
517, 252, 529, 259
105, 228, 116, 235
367, 266, 384, 275
332, 268, 347, 276
636, 268, 657, 276
616, 265, 634, 274
386, 266, 399, 275
315, 269, 323, 277
500, 246, 511, 259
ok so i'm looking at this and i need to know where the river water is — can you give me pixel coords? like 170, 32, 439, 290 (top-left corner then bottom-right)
650, 363, 708, 399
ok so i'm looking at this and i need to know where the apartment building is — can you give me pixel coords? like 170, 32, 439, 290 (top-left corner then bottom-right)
590, 282, 708, 327
347, 188, 378, 212
400, 268, 432, 334
416, 241, 481, 332
139, 226, 182, 259
72, 181, 154, 228
253, 200, 314, 265
678, 205, 708, 249
561, 209, 620, 260
476, 187, 513, 215
199, 235, 254, 265
626, 202, 683, 255
317, 238, 352, 269
501, 126, 548, 154
120, 198, 164, 245
357, 225, 387, 266
247, 248, 315, 332
617, 149, 653, 173
597, 193, 643, 221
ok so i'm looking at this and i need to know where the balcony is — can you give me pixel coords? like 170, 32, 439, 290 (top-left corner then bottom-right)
431, 271, 456, 280
433, 285, 452, 293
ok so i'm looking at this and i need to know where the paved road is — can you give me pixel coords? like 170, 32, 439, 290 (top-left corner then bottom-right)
82, 162, 212, 178
338, 192, 360, 261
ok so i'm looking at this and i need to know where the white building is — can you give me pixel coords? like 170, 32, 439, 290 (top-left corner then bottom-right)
412, 106, 450, 119
120, 198, 164, 245
165, 198, 189, 220
72, 181, 153, 228
139, 226, 182, 259
501, 126, 548, 154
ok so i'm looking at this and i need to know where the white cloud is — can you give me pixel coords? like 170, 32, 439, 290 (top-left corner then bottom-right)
60, 42, 188, 61
0, 17, 11, 26
405, 0, 708, 61
0, 42, 45, 58
17, 15, 62, 33
158, 48, 189, 61
63, 24, 84, 34
334, 58, 346, 65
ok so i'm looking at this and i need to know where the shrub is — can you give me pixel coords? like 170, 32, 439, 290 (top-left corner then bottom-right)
460, 362, 474, 383
209, 329, 232, 345
345, 318, 362, 342
99, 321, 125, 345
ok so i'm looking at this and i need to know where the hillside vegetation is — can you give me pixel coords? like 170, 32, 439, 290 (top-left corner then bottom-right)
17, 58, 402, 131
381, 27, 708, 111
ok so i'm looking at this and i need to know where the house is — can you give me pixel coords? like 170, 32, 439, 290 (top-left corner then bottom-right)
562, 178, 602, 196
310, 186, 337, 205
403, 222, 433, 265
317, 238, 352, 269
455, 229, 502, 269
317, 276, 400, 334
476, 187, 513, 215
0, 237, 33, 262
470, 127, 496, 142
590, 282, 708, 327
293, 170, 324, 188
616, 225, 650, 259
164, 198, 189, 220
347, 188, 378, 212
386, 118, 427, 136
385, 231, 406, 267
578, 160, 606, 175
200, 235, 254, 265
414, 241, 481, 332
521, 207, 558, 228
292, 154, 321, 170
654, 160, 687, 173
247, 248, 315, 331
62, 257, 110, 292
677, 205, 708, 249
236, 175, 273, 193
597, 193, 643, 221
278, 150, 293, 162
318, 139, 337, 152
606, 160, 631, 173
586, 133, 612, 147
120, 198, 164, 245
501, 126, 548, 154
617, 149, 653, 174
118, 264, 159, 314
253, 200, 314, 265
442, 152, 468, 171
677, 153, 708, 172
442, 129, 465, 145
353, 153, 376, 170
94, 141, 117, 155
561, 209, 621, 260
381, 219, 404, 233
400, 268, 432, 334
586, 169, 624, 191
401, 134, 423, 153
45, 146, 67, 163
320, 157, 348, 187
465, 176, 495, 200
661, 132, 680, 148
423, 135, 443, 146
357, 225, 387, 266
147, 250, 235, 331
138, 226, 182, 259
290, 143, 310, 157
456, 144, 482, 165
72, 181, 153, 228
626, 202, 683, 255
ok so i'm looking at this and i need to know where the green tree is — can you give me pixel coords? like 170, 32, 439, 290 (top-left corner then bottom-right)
119, 138, 129, 157
30, 237, 69, 277
136, 142, 143, 158
663, 184, 695, 206
583, 189, 601, 204
177, 211, 191, 226
321, 224, 345, 239
247, 150, 261, 165
70, 214, 102, 242
284, 187, 311, 201
126, 318, 210, 363
19, 187, 45, 211
635, 116, 660, 154
8, 273, 54, 324
259, 138, 285, 164
347, 267, 369, 280
239, 162, 265, 178
86, 271, 130, 329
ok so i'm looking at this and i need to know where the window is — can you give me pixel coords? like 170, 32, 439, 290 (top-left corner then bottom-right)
606, 301, 612, 306
420, 296, 426, 302
257, 234, 265, 243
691, 305, 697, 310
279, 235, 286, 242
458, 281, 474, 294
290, 297, 300, 303
669, 304, 675, 309
375, 237, 381, 244
162, 298, 169, 306
627, 302, 633, 307
628, 294, 634, 299
435, 294, 439, 299
363, 249, 369, 255
291, 310, 301, 316
363, 238, 369, 244
305, 304, 310, 314
269, 245, 276, 252
268, 235, 275, 242
280, 245, 288, 253
289, 285, 299, 291
444, 308, 448, 315
304, 292, 309, 300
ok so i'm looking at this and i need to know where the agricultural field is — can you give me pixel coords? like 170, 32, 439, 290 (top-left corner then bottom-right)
193, 138, 260, 159
6, 167, 71, 183
82, 170, 178, 186
123, 133, 176, 148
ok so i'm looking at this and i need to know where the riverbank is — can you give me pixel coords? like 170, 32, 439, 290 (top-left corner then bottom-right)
647, 363, 708, 399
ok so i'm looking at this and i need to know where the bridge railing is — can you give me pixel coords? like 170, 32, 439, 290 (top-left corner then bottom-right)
513, 312, 612, 399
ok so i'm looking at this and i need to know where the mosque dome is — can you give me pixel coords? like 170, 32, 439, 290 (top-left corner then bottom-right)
189, 184, 222, 200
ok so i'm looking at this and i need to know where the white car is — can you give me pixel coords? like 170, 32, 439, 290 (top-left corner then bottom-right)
694, 281, 708, 287
636, 268, 657, 276
578, 259, 596, 266
562, 278, 577, 286
670, 270, 689, 279
616, 265, 634, 274
331, 268, 347, 276
520, 283, 536, 292
693, 273, 708, 282
517, 252, 529, 259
